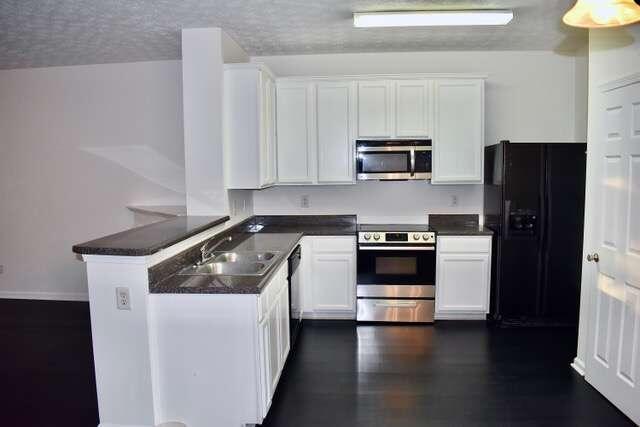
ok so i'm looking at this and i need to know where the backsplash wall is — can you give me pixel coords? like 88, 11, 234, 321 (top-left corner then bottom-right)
252, 181, 482, 224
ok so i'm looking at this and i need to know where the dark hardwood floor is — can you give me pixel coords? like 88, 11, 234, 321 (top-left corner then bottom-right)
263, 321, 634, 427
0, 300, 633, 426
0, 299, 99, 426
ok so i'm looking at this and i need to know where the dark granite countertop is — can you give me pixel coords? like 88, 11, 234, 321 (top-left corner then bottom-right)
428, 214, 493, 236
72, 216, 230, 256
150, 232, 303, 295
241, 215, 357, 236
432, 225, 494, 236
148, 215, 357, 295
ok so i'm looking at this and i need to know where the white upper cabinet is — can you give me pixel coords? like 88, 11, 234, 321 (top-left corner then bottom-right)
395, 80, 433, 138
357, 80, 394, 138
432, 79, 484, 184
273, 74, 485, 186
316, 81, 357, 184
224, 63, 277, 189
276, 81, 316, 184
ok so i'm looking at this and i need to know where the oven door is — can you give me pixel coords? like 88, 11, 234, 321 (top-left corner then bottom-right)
357, 246, 436, 287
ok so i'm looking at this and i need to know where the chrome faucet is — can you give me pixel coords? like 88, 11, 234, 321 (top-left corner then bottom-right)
200, 236, 232, 263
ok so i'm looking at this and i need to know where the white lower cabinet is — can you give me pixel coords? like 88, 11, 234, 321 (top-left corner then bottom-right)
435, 236, 491, 320
257, 262, 290, 419
301, 236, 357, 319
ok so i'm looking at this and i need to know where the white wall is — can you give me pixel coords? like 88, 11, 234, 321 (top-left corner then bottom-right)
252, 50, 587, 221
0, 61, 186, 300
575, 25, 640, 373
253, 182, 482, 223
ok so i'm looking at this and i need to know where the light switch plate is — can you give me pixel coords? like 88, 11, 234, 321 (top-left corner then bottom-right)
116, 287, 131, 310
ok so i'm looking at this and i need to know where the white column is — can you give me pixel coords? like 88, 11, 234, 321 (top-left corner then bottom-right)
182, 28, 228, 216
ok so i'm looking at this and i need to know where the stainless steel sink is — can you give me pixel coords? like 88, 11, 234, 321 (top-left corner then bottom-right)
177, 251, 281, 277
213, 251, 277, 263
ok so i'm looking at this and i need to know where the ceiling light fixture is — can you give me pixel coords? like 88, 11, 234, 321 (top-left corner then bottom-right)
353, 10, 514, 28
563, 0, 640, 28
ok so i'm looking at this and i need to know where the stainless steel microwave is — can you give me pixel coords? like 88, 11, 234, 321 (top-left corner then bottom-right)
356, 140, 432, 181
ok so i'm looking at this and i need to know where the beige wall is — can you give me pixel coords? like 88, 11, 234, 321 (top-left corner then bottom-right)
0, 61, 186, 300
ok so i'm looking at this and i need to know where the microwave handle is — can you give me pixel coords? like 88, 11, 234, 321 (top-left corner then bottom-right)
410, 149, 416, 177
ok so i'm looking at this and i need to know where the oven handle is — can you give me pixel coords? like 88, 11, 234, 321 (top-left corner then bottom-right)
358, 246, 435, 251
374, 301, 418, 308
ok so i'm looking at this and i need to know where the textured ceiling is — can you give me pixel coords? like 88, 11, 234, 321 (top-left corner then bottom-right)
0, 0, 588, 70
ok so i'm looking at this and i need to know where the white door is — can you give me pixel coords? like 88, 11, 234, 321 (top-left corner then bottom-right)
395, 80, 432, 138
432, 79, 484, 184
584, 75, 640, 424
276, 82, 316, 183
316, 81, 356, 183
357, 81, 393, 138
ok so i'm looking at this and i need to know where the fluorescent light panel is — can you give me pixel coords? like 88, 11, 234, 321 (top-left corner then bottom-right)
353, 10, 514, 27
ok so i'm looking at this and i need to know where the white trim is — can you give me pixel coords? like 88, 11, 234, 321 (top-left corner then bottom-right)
435, 312, 486, 320
225, 61, 276, 80
600, 72, 640, 93
82, 254, 150, 265
98, 423, 153, 427
277, 73, 488, 83
571, 357, 586, 376
0, 291, 89, 302
302, 311, 356, 320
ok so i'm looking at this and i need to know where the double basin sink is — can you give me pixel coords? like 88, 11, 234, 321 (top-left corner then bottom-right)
178, 251, 281, 276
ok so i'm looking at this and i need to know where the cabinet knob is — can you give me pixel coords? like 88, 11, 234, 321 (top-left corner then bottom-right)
587, 253, 599, 263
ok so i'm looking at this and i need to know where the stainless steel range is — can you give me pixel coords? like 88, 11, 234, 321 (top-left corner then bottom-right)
356, 224, 436, 323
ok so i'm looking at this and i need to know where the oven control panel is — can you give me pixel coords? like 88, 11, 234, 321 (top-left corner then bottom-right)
358, 231, 436, 244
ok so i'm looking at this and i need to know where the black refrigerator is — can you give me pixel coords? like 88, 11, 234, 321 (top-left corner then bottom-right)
484, 141, 586, 325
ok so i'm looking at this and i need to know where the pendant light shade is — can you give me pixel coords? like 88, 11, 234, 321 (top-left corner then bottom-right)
563, 0, 640, 28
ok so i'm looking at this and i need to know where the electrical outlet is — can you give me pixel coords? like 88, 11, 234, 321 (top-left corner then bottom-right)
0, 265, 3, 274
301, 195, 310, 208
451, 195, 459, 207
116, 287, 131, 310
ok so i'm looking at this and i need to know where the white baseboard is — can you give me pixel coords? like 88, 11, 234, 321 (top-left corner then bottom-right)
99, 423, 153, 427
435, 312, 487, 320
0, 291, 89, 302
571, 357, 586, 376
303, 311, 356, 320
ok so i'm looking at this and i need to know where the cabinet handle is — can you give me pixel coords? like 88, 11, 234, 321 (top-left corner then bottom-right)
358, 246, 435, 251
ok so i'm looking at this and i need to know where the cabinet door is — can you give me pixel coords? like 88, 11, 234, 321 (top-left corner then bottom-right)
310, 253, 356, 313
395, 80, 432, 138
357, 81, 393, 138
262, 73, 277, 186
435, 253, 490, 314
276, 82, 316, 184
432, 79, 484, 184
267, 303, 280, 395
258, 316, 272, 418
277, 285, 290, 370
316, 81, 356, 184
